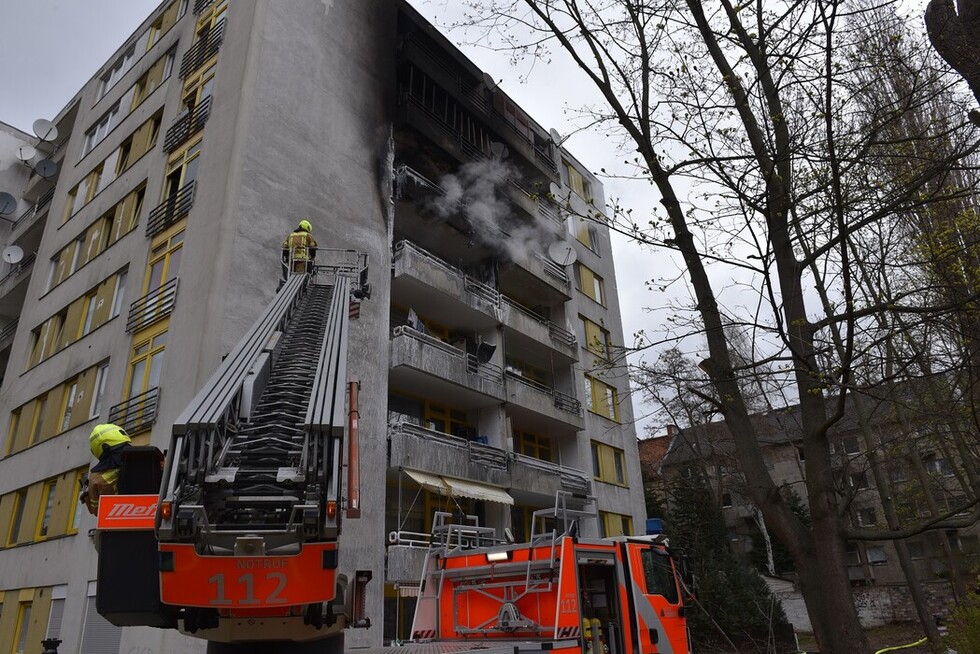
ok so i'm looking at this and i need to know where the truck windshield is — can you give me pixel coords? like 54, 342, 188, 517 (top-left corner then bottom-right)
640, 548, 679, 604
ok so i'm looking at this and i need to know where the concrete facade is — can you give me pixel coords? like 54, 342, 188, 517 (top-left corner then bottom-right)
0, 1, 645, 652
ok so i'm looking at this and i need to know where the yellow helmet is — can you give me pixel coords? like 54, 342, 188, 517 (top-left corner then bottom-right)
298, 220, 312, 232
89, 423, 131, 459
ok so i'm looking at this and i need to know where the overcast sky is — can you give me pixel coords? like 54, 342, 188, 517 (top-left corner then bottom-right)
0, 0, 677, 437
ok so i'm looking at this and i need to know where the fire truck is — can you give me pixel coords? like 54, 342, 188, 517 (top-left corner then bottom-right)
92, 255, 691, 654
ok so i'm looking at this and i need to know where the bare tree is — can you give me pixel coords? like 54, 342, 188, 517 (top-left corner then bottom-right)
460, 1, 980, 651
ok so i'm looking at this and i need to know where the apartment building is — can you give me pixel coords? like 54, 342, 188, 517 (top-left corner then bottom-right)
0, 2, 645, 652
657, 399, 979, 624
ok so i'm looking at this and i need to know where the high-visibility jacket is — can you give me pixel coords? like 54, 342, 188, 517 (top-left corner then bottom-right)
88, 424, 132, 504
282, 230, 318, 261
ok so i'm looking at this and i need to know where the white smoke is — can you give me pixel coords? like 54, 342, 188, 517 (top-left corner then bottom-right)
430, 158, 560, 263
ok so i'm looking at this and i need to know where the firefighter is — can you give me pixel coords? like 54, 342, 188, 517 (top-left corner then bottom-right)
282, 219, 318, 274
83, 423, 132, 514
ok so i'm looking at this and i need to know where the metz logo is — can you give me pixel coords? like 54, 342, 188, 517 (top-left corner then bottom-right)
97, 495, 159, 530
105, 502, 157, 520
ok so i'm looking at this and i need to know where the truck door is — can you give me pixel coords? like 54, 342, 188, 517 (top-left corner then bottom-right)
624, 543, 687, 654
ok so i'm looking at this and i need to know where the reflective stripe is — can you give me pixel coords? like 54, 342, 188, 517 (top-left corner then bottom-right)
631, 579, 674, 654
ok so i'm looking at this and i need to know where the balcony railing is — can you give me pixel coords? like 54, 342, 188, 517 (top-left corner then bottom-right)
13, 189, 55, 230
126, 277, 179, 333
511, 452, 590, 492
537, 254, 570, 286
163, 96, 212, 153
194, 0, 214, 13
0, 319, 18, 344
108, 386, 160, 434
147, 181, 196, 238
401, 35, 489, 113
180, 20, 225, 78
501, 296, 576, 349
395, 240, 501, 308
0, 252, 36, 287
393, 325, 504, 385
505, 370, 582, 416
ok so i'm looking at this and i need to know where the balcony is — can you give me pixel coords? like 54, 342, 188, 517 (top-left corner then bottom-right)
501, 296, 576, 361
126, 278, 179, 333
108, 386, 160, 434
147, 181, 195, 238
12, 188, 55, 233
194, 0, 214, 13
505, 371, 584, 431
163, 96, 212, 153
389, 326, 505, 404
392, 240, 500, 326
498, 252, 571, 306
399, 34, 489, 116
508, 178, 562, 229
389, 422, 591, 496
180, 20, 225, 78
0, 319, 17, 349
0, 253, 36, 308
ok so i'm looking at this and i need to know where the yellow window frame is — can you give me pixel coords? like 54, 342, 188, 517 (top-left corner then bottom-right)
67, 469, 86, 534
35, 479, 58, 540
6, 489, 26, 546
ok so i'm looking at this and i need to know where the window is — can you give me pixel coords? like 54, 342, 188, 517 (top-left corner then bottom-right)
80, 585, 122, 654
14, 602, 31, 654
63, 163, 106, 221
575, 263, 605, 305
82, 105, 121, 157
581, 316, 611, 360
585, 375, 620, 421
163, 139, 202, 200
849, 471, 870, 490
948, 532, 980, 555
514, 430, 552, 462
591, 441, 627, 485
59, 382, 78, 432
867, 546, 888, 566
721, 492, 732, 508
29, 395, 48, 445
838, 436, 860, 455
600, 511, 632, 538
855, 507, 877, 527
5, 410, 20, 454
126, 331, 168, 401
907, 541, 927, 559
7, 490, 26, 545
69, 470, 86, 534
888, 463, 909, 484
90, 362, 110, 419
146, 0, 186, 50
46, 587, 68, 641
564, 161, 592, 201
115, 114, 163, 175
845, 543, 861, 566
424, 402, 469, 437
143, 231, 184, 301
111, 270, 129, 319
924, 455, 955, 477
181, 63, 216, 115
36, 480, 57, 538
640, 547, 679, 604
132, 49, 175, 109
796, 446, 806, 462
97, 46, 136, 100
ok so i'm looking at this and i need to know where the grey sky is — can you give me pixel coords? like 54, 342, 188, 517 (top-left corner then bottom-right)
0, 0, 672, 436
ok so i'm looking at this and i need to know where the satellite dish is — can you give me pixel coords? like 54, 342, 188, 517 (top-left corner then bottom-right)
0, 192, 16, 216
16, 145, 36, 163
482, 72, 498, 92
490, 142, 509, 160
2, 245, 24, 265
34, 159, 58, 179
32, 119, 58, 142
548, 240, 578, 266
549, 128, 563, 145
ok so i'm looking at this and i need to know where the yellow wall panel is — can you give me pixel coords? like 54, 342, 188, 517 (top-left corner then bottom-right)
25, 587, 52, 654
49, 472, 75, 539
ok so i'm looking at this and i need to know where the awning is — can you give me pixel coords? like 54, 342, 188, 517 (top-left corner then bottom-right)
403, 469, 514, 505
442, 476, 514, 505
404, 469, 448, 495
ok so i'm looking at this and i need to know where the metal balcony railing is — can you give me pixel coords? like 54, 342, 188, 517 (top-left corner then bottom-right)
393, 325, 503, 385
511, 452, 590, 491
13, 189, 55, 230
505, 370, 582, 416
0, 253, 36, 287
194, 0, 214, 13
507, 178, 562, 227
537, 254, 570, 286
108, 386, 160, 434
501, 296, 576, 349
180, 19, 225, 78
395, 240, 500, 307
147, 181, 195, 238
126, 277, 179, 333
0, 319, 18, 344
401, 35, 489, 113
163, 96, 212, 153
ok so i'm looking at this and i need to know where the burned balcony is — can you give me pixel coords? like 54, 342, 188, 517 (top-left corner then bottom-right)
390, 326, 506, 402
163, 96, 212, 153
0, 319, 18, 349
501, 296, 576, 361
126, 278, 179, 333
147, 181, 195, 238
108, 387, 160, 435
505, 370, 584, 431
180, 20, 225, 78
